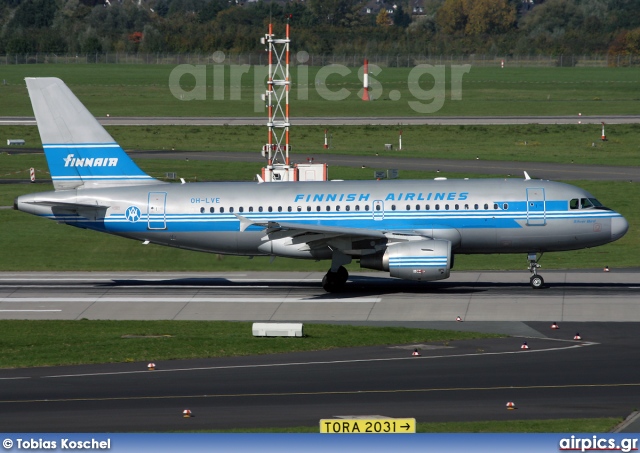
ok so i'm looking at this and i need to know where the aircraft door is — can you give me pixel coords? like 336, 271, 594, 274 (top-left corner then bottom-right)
148, 192, 167, 230
526, 188, 546, 226
372, 200, 384, 221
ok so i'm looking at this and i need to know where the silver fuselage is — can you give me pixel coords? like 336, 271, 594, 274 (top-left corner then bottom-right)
16, 178, 628, 260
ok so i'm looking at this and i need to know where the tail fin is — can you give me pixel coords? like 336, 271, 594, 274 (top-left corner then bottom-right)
25, 77, 162, 191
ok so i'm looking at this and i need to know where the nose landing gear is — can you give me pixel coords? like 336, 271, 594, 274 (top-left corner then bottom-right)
528, 252, 544, 289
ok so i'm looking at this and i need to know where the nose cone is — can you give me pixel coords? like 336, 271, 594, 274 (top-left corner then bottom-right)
611, 215, 629, 242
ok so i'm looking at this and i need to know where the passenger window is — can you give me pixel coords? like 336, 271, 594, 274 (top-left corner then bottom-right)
474, 204, 479, 210
259, 206, 263, 212
416, 204, 420, 210
355, 205, 360, 211
229, 207, 234, 213
200, 207, 205, 213
209, 207, 214, 213
277, 206, 282, 212
268, 206, 273, 212
239, 207, 244, 213
465, 204, 469, 210
391, 205, 396, 211
316, 206, 321, 211
346, 205, 350, 211
570, 199, 579, 209
455, 204, 459, 210
220, 207, 225, 213
435, 204, 440, 210
288, 206, 292, 212
307, 206, 311, 212
365, 205, 370, 211
297, 206, 301, 212
503, 203, 508, 210
326, 206, 331, 211
406, 205, 411, 210
484, 204, 488, 210
336, 206, 340, 211
493, 203, 498, 210
249, 206, 253, 212
426, 204, 430, 210
445, 204, 449, 210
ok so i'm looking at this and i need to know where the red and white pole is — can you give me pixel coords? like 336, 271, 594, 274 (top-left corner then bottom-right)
601, 122, 607, 141
362, 59, 370, 101
324, 129, 328, 149
29, 167, 35, 182
399, 130, 402, 151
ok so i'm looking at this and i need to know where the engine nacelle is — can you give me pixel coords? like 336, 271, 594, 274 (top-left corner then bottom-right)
360, 239, 452, 282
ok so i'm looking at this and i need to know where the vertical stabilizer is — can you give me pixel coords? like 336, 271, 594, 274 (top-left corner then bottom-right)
25, 77, 162, 190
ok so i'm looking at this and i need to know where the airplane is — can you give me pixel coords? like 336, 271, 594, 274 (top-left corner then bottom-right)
14, 77, 629, 292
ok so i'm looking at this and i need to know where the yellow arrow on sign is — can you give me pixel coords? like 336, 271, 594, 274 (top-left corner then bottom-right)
320, 418, 416, 434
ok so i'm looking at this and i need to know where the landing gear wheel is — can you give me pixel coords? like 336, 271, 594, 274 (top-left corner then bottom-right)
530, 275, 544, 289
527, 252, 544, 289
322, 266, 349, 292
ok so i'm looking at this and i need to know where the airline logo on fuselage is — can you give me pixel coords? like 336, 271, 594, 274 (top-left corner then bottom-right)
63, 154, 118, 167
294, 192, 469, 203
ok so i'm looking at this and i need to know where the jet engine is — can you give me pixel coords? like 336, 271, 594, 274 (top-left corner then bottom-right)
360, 239, 452, 281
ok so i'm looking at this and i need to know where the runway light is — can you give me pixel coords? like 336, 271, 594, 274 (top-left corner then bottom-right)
412, 348, 421, 357
521, 342, 529, 350
551, 322, 559, 330
147, 362, 156, 371
456, 316, 462, 322
574, 333, 582, 340
506, 401, 516, 410
604, 266, 610, 272
183, 409, 192, 418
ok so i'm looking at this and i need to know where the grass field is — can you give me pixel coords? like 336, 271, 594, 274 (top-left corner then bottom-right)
2, 122, 640, 167
1, 64, 639, 117
0, 320, 502, 368
217, 418, 622, 433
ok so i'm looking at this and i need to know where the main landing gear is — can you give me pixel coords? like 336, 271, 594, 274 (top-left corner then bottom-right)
322, 250, 351, 292
322, 266, 349, 292
528, 252, 544, 289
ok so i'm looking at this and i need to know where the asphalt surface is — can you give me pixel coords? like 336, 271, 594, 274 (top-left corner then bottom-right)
1, 271, 640, 431
0, 321, 638, 432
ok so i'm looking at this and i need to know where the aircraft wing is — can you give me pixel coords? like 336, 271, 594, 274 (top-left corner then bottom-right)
234, 214, 427, 255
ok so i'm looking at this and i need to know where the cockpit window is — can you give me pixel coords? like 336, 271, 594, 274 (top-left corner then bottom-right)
570, 198, 606, 210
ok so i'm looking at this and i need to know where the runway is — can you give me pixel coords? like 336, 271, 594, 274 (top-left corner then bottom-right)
1, 270, 640, 323
3, 114, 640, 126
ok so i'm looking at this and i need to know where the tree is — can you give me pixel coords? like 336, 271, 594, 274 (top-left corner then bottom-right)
376, 9, 391, 27
465, 0, 515, 35
436, 0, 467, 34
393, 4, 411, 28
